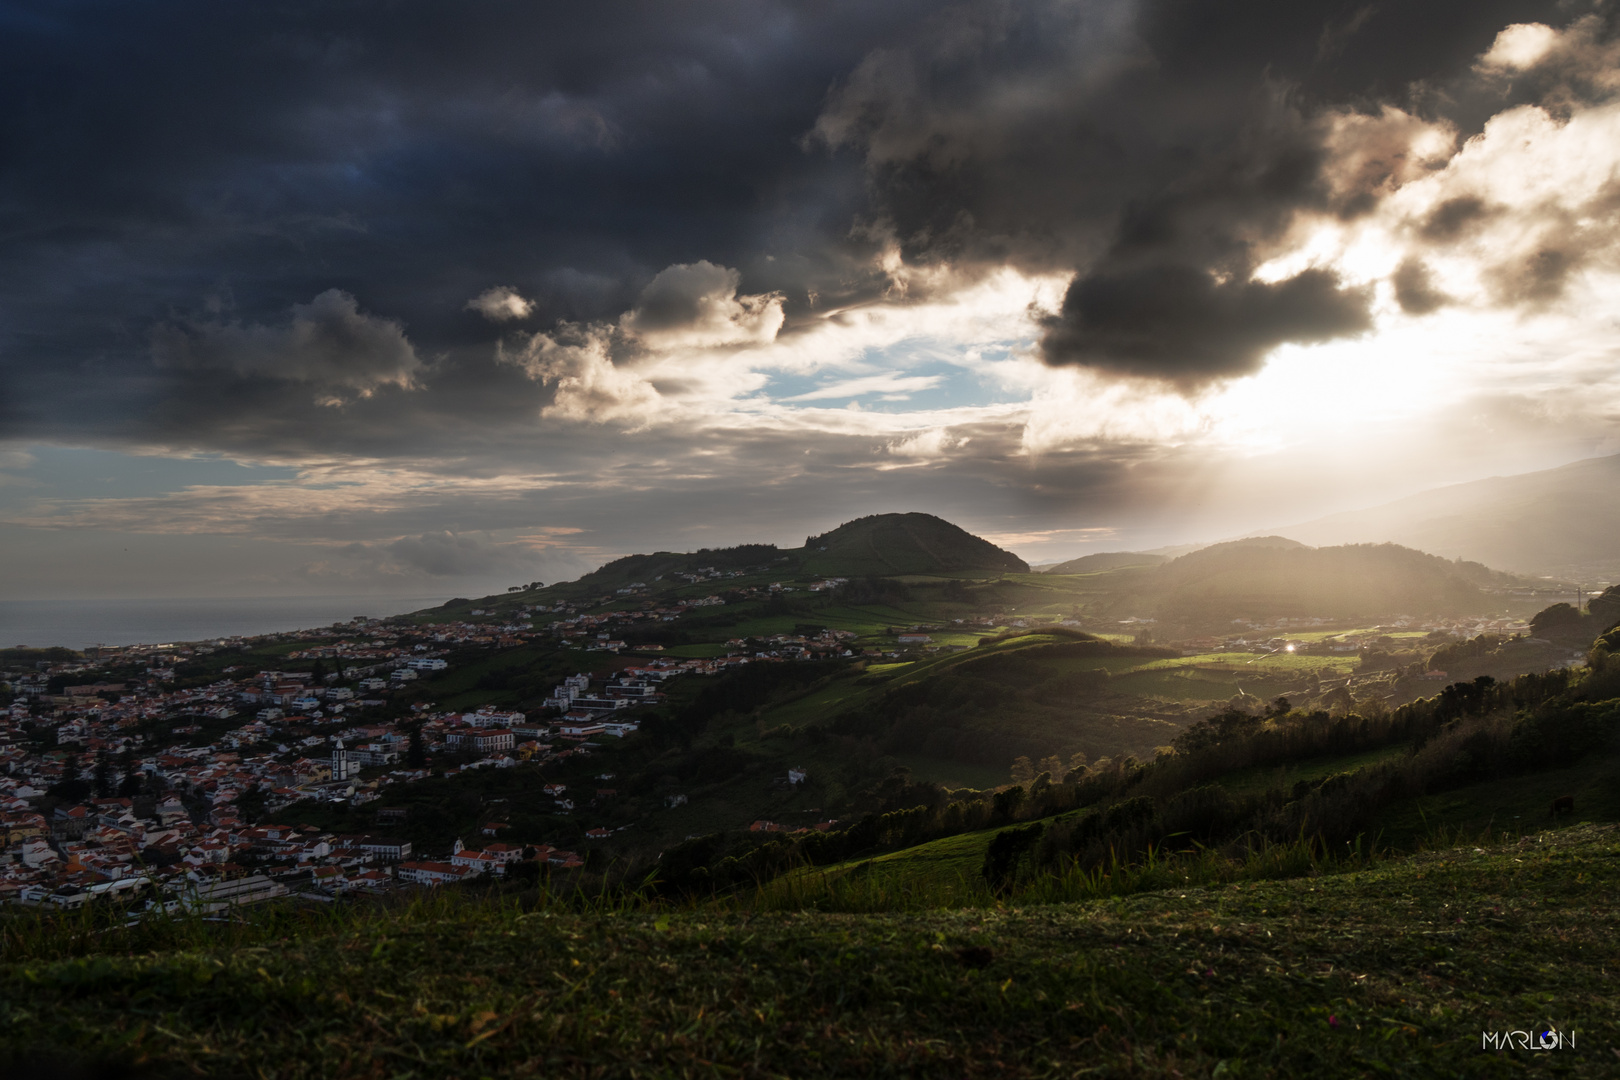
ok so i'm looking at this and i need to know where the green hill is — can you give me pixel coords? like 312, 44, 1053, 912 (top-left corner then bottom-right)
1040, 551, 1167, 574
574, 512, 1027, 587
14, 584, 1620, 1078
1109, 538, 1506, 627
771, 629, 1190, 766
11, 827, 1617, 1077
1277, 451, 1620, 580
572, 542, 789, 588
798, 513, 1028, 576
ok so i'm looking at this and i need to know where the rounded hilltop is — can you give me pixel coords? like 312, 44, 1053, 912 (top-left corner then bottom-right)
575, 512, 1028, 586
799, 512, 1028, 577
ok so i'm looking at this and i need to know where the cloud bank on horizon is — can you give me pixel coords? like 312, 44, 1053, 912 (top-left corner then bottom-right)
2, 0, 1619, 597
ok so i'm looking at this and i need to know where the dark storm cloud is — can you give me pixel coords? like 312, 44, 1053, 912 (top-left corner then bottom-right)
0, 0, 1597, 449
0, 0, 933, 451
624, 263, 745, 334
1391, 258, 1449, 316
1041, 266, 1372, 383
1420, 196, 1496, 242
151, 289, 422, 397
815, 0, 1582, 383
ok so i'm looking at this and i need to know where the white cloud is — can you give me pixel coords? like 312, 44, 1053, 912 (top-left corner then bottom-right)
1478, 23, 1560, 71
885, 426, 964, 459
787, 371, 944, 401
502, 323, 664, 425
466, 286, 535, 322
620, 261, 784, 349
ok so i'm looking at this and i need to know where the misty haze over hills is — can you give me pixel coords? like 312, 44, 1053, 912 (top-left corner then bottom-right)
1269, 453, 1620, 582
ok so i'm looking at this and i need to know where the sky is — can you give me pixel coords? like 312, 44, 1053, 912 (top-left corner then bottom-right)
3, 0, 1620, 599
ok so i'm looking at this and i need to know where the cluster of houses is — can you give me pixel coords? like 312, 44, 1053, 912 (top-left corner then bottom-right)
547, 598, 728, 651
0, 770, 616, 908
0, 643, 744, 907
0, 578, 925, 912
0, 792, 415, 909
397, 835, 587, 885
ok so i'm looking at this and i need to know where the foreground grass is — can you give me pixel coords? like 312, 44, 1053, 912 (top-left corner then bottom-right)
4, 826, 1618, 1077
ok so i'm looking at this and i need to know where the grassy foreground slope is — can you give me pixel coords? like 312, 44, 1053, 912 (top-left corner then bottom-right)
6, 827, 1618, 1078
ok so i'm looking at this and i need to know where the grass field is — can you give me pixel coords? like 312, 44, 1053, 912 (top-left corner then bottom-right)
6, 826, 1618, 1077
1371, 755, 1620, 846
892, 754, 1009, 791
1211, 744, 1415, 798
1135, 652, 1358, 675
772, 749, 1620, 912
661, 642, 735, 658
1110, 666, 1295, 702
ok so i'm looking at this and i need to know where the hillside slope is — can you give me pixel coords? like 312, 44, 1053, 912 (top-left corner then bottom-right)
1041, 551, 1167, 574
576, 512, 1028, 586
1106, 538, 1506, 626
799, 513, 1028, 576
7, 826, 1616, 1077
1275, 452, 1620, 579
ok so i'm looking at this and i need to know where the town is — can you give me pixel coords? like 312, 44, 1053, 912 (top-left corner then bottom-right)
1, 586, 1558, 915
0, 585, 875, 911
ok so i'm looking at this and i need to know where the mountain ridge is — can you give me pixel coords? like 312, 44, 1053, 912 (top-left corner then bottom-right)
1271, 452, 1620, 580
574, 512, 1028, 586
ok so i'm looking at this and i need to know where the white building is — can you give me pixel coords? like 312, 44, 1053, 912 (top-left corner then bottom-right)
331, 739, 358, 782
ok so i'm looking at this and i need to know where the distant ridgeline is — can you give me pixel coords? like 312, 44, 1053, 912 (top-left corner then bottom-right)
575, 543, 791, 587
1056, 536, 1524, 628
1277, 450, 1620, 579
577, 513, 1028, 585
1041, 551, 1168, 575
478, 514, 1534, 632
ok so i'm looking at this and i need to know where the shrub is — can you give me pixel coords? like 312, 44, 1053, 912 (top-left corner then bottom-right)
981, 823, 1044, 893
1160, 785, 1241, 843
1508, 698, 1620, 769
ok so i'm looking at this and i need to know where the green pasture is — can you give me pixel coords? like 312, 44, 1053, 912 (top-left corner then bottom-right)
660, 643, 734, 659
767, 823, 1003, 907
1371, 754, 1620, 846
1282, 627, 1436, 644
11, 827, 1619, 1077
1109, 666, 1274, 702
751, 673, 872, 729
1210, 744, 1415, 798
415, 645, 575, 710
1133, 651, 1356, 674
892, 754, 1008, 791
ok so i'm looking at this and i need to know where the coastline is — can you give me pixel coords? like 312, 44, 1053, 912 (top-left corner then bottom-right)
0, 594, 450, 650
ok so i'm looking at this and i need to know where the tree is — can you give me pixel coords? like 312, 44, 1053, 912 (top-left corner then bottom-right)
1531, 602, 1583, 633
1009, 755, 1034, 784
48, 753, 91, 802
1589, 585, 1620, 632
93, 750, 114, 799
117, 747, 142, 798
407, 723, 427, 768
1172, 707, 1265, 754
236, 783, 267, 822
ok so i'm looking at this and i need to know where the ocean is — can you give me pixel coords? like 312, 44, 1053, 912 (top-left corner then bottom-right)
0, 595, 452, 650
